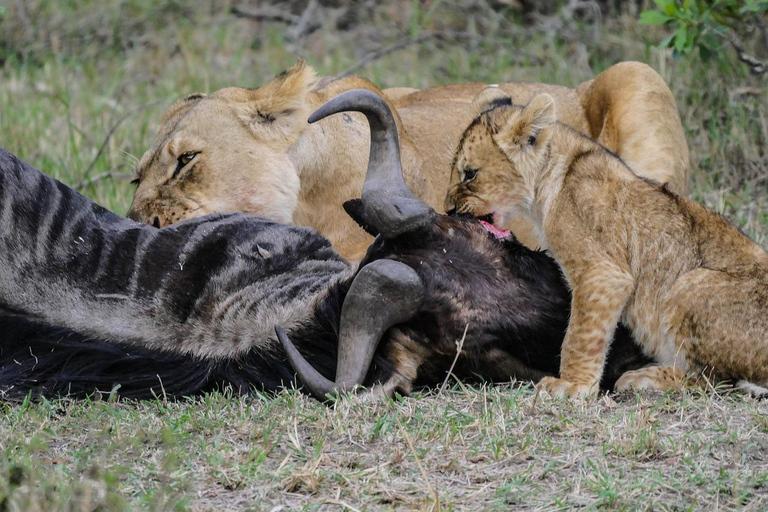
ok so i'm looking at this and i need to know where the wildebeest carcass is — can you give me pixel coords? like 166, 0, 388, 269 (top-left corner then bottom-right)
0, 91, 650, 401
277, 90, 652, 399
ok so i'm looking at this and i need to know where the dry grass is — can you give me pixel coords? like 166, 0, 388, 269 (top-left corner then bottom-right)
0, 1, 767, 510
2, 386, 767, 511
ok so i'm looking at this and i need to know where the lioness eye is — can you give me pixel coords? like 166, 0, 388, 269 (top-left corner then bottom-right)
173, 152, 198, 178
462, 168, 478, 182
179, 152, 196, 166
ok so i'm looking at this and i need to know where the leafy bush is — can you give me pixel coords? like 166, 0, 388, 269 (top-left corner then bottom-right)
641, 0, 767, 73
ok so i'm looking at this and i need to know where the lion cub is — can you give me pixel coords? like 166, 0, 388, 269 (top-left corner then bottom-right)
445, 88, 768, 398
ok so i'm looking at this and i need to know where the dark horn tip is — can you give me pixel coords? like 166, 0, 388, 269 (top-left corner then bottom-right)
275, 325, 337, 402
307, 89, 389, 125
307, 109, 326, 124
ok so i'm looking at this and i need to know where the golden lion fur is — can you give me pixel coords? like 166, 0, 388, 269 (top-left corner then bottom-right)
446, 91, 768, 398
128, 59, 689, 261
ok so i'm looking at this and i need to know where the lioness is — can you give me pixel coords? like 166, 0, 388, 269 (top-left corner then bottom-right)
445, 88, 768, 398
128, 59, 689, 261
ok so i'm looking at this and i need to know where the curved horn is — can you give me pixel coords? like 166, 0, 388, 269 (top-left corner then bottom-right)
276, 259, 424, 400
308, 89, 437, 238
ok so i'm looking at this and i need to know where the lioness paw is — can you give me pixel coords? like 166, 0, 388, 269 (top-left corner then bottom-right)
537, 377, 596, 398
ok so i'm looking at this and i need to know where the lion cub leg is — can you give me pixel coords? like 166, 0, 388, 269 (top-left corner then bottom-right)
539, 263, 634, 398
614, 366, 687, 392
661, 268, 768, 392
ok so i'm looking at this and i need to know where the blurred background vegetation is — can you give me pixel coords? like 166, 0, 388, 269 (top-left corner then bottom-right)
0, 0, 765, 244
0, 2, 767, 510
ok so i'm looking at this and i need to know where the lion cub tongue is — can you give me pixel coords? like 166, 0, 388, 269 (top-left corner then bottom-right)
479, 220, 512, 240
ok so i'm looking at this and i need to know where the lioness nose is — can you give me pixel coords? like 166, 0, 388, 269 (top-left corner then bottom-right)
125, 207, 161, 229
125, 208, 144, 223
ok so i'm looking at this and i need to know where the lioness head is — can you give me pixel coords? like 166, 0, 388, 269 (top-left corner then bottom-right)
127, 60, 316, 227
445, 88, 556, 228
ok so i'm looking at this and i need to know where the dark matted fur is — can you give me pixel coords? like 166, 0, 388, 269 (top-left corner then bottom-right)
353, 210, 651, 390
0, 294, 351, 399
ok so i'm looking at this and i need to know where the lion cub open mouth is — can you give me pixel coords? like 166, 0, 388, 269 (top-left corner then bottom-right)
478, 214, 512, 240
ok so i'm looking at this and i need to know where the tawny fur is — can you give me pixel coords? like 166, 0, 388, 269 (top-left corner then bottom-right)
128, 59, 689, 261
446, 90, 768, 398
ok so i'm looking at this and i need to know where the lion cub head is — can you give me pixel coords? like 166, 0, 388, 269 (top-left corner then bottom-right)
445, 88, 557, 229
128, 60, 315, 227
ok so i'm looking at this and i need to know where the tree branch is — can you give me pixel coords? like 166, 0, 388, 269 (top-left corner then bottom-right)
341, 31, 538, 77
730, 38, 767, 75
230, 5, 300, 25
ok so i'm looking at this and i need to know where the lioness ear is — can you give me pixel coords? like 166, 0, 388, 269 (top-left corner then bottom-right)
496, 93, 556, 152
470, 86, 513, 119
343, 199, 379, 237
229, 58, 317, 139
253, 58, 316, 116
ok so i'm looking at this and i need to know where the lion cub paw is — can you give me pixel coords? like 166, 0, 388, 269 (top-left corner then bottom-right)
614, 366, 685, 392
537, 377, 597, 398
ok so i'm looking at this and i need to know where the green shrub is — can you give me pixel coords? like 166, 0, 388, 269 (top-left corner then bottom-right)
641, 0, 767, 72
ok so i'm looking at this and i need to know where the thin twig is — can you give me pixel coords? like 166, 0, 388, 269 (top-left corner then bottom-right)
439, 323, 469, 394
230, 5, 300, 24
287, 0, 321, 40
729, 38, 767, 75
341, 31, 500, 77
715, 30, 768, 76
75, 169, 133, 191
83, 99, 164, 179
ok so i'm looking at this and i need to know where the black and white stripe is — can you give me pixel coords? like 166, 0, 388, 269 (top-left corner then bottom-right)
0, 147, 350, 399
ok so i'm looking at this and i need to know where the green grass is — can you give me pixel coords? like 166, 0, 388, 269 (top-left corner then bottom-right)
0, 1, 764, 241
2, 387, 768, 510
0, 1, 767, 510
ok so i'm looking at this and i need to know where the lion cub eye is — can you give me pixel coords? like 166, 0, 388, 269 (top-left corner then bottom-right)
462, 168, 478, 183
173, 152, 199, 178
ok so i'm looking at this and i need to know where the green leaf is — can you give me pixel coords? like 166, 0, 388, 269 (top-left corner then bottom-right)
685, 23, 698, 50
674, 24, 689, 53
662, 2, 679, 16
640, 10, 673, 25
653, 0, 679, 16
659, 32, 676, 49
700, 31, 722, 52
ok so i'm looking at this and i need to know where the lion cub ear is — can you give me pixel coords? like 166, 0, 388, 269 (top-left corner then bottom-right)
496, 93, 556, 154
469, 86, 513, 119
